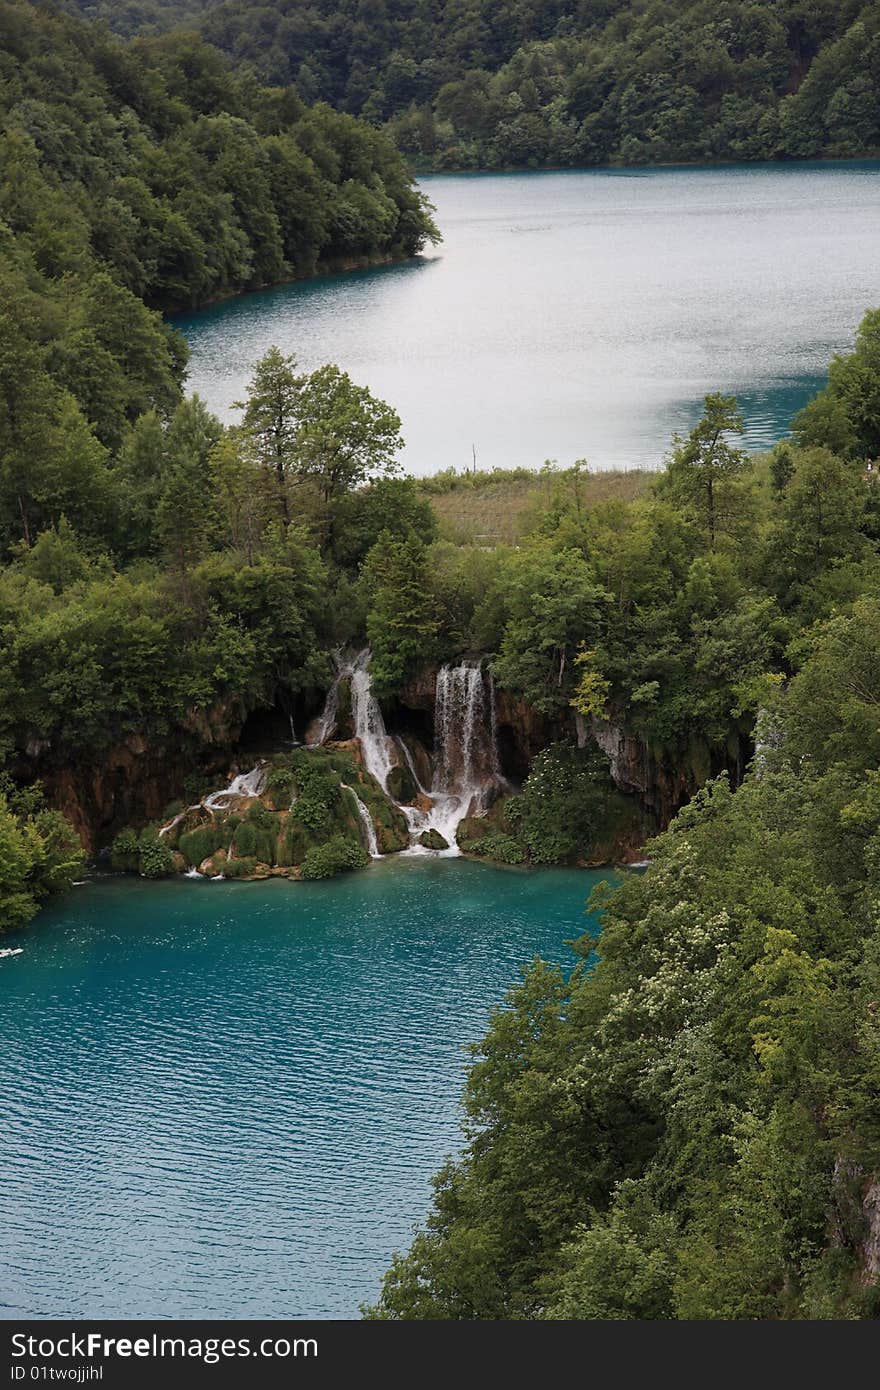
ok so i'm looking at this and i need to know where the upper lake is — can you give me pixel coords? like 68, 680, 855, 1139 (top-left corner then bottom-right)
175, 161, 880, 474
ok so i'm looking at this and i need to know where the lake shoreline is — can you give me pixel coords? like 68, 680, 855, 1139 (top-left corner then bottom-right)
163, 249, 421, 319
411, 152, 880, 178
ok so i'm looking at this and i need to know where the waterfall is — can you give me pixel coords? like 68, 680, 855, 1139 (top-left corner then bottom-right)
349, 649, 397, 791
308, 647, 398, 795
434, 659, 500, 793
203, 762, 268, 810
395, 735, 428, 794
307, 649, 346, 746
158, 761, 268, 839
268, 647, 503, 857
342, 784, 380, 858
403, 658, 503, 855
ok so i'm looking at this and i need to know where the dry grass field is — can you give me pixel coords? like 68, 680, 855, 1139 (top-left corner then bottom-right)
418, 466, 655, 545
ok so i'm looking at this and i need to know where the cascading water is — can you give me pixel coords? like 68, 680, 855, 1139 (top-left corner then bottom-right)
302, 647, 504, 855
158, 762, 268, 850
307, 649, 346, 746
409, 659, 503, 853
348, 650, 397, 792
341, 784, 380, 858
307, 649, 397, 795
203, 763, 268, 811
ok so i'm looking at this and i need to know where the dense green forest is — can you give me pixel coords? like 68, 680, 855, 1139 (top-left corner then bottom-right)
364, 330, 880, 1321
64, 0, 880, 168
3, 0, 880, 1318
0, 0, 438, 317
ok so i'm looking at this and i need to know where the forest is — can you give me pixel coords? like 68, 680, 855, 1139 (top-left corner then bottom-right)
64, 0, 880, 169
3, 0, 880, 1320
6, 298, 879, 1309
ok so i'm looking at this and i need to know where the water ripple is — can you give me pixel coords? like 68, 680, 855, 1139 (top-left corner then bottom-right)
0, 859, 603, 1318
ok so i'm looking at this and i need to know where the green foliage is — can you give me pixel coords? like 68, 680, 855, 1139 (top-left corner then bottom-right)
137, 832, 175, 878
295, 364, 404, 502
222, 855, 258, 878
0, 782, 83, 930
459, 829, 526, 865
232, 817, 276, 864
265, 766, 295, 809
331, 477, 437, 571
371, 723, 880, 1319
300, 833, 369, 879
507, 742, 612, 863
492, 543, 608, 715
659, 393, 751, 549
794, 308, 880, 461
77, 0, 880, 171
110, 827, 142, 871
361, 531, 438, 698
236, 350, 405, 526
179, 824, 224, 868
290, 753, 342, 835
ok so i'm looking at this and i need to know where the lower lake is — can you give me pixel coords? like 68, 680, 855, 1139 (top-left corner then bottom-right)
0, 858, 607, 1319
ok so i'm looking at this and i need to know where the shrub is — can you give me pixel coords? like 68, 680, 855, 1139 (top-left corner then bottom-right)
461, 831, 527, 865
291, 756, 341, 835
111, 827, 141, 872
300, 835, 370, 880
179, 824, 223, 868
513, 743, 612, 864
137, 833, 175, 879
265, 767, 295, 809
223, 856, 259, 878
232, 821, 276, 864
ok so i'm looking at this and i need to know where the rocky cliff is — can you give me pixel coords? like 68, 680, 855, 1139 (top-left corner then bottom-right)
30, 701, 246, 855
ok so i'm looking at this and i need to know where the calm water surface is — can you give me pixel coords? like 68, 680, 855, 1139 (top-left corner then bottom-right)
0, 858, 606, 1318
176, 161, 880, 473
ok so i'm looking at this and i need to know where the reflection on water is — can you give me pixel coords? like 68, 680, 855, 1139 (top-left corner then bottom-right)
175, 160, 880, 473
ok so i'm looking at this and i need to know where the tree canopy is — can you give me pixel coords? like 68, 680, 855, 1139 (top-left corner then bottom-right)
63, 0, 880, 170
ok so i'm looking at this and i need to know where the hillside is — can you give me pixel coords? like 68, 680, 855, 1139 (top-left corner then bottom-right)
64, 0, 880, 169
1, 0, 438, 315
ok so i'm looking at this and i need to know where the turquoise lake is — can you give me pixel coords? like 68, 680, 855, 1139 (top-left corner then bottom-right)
0, 859, 607, 1319
175, 161, 880, 474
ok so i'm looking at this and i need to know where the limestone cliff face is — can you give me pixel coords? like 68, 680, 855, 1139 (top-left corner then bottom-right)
33, 701, 245, 854
589, 718, 694, 823
861, 1179, 880, 1285
829, 1158, 880, 1287
494, 688, 568, 781
397, 664, 439, 717
399, 663, 745, 828
588, 715, 746, 824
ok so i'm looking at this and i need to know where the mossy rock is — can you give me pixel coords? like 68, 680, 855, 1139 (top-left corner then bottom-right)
263, 767, 295, 811
456, 814, 490, 844
376, 817, 410, 853
460, 831, 527, 865
399, 734, 432, 790
335, 677, 354, 740
387, 763, 418, 804
224, 856, 259, 879
200, 848, 227, 876
418, 829, 449, 851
